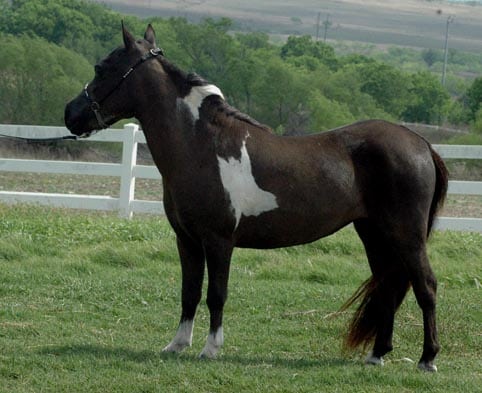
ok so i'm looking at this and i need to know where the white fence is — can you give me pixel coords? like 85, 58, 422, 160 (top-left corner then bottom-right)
1, 124, 482, 232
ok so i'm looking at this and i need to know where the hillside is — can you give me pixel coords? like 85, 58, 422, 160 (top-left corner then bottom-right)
98, 0, 482, 52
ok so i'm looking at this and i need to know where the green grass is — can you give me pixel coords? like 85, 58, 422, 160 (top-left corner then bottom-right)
0, 204, 481, 392
446, 132, 482, 146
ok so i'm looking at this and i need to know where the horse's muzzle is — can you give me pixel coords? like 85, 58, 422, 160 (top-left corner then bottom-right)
64, 96, 96, 136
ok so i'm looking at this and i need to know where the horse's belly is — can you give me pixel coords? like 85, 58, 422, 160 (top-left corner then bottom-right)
234, 209, 356, 249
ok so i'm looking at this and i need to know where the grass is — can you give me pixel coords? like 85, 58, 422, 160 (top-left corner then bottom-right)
446, 132, 482, 146
0, 204, 481, 392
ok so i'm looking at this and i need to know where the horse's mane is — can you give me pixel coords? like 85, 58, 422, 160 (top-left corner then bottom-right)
159, 57, 271, 133
204, 95, 271, 132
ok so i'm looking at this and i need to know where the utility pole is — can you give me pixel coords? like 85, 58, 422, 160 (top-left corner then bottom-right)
323, 14, 332, 43
442, 15, 454, 86
315, 12, 321, 41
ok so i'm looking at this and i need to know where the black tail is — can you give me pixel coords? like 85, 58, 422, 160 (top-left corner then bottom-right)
427, 146, 449, 237
341, 271, 410, 351
340, 277, 378, 351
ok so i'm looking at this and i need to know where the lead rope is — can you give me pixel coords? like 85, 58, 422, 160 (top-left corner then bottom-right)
0, 134, 79, 143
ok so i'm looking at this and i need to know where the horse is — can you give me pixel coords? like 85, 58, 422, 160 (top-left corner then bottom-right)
65, 24, 448, 372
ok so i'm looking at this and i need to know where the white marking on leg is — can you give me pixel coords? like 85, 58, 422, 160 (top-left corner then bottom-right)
217, 136, 279, 229
183, 84, 224, 120
418, 361, 438, 372
365, 350, 384, 366
162, 320, 194, 353
199, 326, 224, 359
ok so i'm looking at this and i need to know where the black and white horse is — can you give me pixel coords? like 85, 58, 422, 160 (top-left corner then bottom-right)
65, 24, 448, 371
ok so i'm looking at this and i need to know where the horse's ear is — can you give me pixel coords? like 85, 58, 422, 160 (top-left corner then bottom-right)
144, 24, 156, 46
121, 21, 135, 49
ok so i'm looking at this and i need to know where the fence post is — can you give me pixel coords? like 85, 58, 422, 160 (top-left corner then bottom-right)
118, 123, 139, 218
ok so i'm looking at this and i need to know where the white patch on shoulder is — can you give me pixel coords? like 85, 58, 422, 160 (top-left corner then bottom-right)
162, 320, 194, 353
217, 134, 279, 230
183, 84, 224, 120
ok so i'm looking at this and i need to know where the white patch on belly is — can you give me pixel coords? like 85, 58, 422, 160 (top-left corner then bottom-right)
217, 136, 279, 229
183, 84, 224, 120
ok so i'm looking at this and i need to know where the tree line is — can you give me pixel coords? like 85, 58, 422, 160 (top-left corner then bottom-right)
0, 0, 481, 135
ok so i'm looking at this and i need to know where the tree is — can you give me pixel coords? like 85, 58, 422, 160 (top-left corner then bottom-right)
250, 56, 312, 133
421, 49, 441, 68
0, 34, 92, 125
466, 77, 482, 119
321, 66, 391, 121
0, 0, 10, 28
1, 0, 127, 62
235, 32, 271, 50
280, 35, 339, 70
402, 71, 450, 124
472, 108, 482, 135
357, 62, 410, 117
223, 47, 268, 114
169, 18, 239, 85
5, 0, 94, 44
308, 91, 355, 131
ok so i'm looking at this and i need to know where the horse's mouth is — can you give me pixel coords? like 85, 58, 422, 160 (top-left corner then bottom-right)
77, 130, 99, 139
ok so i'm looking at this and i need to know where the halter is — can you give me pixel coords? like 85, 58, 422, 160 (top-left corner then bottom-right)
83, 47, 164, 130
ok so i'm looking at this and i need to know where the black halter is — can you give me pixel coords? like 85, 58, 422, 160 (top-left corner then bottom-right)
84, 47, 164, 130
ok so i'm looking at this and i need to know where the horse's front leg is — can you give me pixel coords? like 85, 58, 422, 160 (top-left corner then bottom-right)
199, 237, 234, 358
163, 235, 205, 353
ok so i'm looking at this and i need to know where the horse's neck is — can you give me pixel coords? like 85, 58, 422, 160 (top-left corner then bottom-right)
137, 79, 228, 181
138, 111, 189, 179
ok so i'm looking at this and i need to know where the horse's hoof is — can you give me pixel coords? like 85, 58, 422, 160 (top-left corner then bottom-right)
365, 351, 384, 366
198, 346, 219, 359
162, 342, 189, 354
418, 361, 438, 372
199, 328, 223, 359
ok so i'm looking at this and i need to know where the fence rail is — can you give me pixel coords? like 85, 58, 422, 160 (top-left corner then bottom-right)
1, 124, 481, 232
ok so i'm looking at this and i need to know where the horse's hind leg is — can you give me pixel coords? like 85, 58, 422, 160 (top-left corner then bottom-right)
402, 247, 440, 372
352, 219, 410, 365
352, 219, 439, 371
163, 235, 205, 353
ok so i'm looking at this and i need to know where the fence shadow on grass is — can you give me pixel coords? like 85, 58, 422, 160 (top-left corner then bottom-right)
37, 344, 354, 369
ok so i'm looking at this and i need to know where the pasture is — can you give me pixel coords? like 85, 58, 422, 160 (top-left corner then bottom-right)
104, 0, 482, 52
0, 204, 481, 392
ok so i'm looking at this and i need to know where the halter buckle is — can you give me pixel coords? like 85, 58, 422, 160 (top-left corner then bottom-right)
150, 48, 164, 57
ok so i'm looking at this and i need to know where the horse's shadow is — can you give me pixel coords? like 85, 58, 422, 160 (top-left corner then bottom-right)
37, 344, 353, 369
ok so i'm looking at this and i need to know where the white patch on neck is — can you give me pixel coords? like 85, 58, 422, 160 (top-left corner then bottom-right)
183, 84, 224, 120
217, 134, 279, 230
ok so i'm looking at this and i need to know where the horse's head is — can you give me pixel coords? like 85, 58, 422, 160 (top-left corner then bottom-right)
65, 23, 162, 136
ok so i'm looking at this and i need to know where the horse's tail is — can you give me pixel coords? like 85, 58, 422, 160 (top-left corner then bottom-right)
427, 145, 449, 237
340, 272, 410, 352
340, 143, 447, 352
